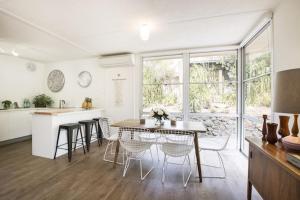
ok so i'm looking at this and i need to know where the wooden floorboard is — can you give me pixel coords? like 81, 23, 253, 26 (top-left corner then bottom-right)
0, 140, 262, 200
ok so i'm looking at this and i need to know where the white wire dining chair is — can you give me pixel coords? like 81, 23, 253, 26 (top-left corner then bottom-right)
197, 127, 232, 179
138, 131, 161, 163
157, 129, 194, 187
99, 117, 124, 165
119, 127, 154, 180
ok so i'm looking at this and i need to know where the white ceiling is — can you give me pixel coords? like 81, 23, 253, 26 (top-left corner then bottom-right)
0, 0, 281, 62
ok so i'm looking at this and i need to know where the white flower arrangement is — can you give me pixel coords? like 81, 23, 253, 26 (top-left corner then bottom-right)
150, 108, 169, 121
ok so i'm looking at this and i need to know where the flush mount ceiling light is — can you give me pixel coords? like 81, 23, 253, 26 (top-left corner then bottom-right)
140, 24, 150, 41
11, 49, 19, 57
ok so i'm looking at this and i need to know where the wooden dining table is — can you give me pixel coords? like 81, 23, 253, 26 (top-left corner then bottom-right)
111, 119, 207, 183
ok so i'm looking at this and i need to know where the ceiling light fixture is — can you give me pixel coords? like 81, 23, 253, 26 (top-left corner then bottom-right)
11, 50, 19, 57
140, 24, 150, 41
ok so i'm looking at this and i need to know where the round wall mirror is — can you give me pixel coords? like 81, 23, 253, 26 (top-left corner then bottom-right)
47, 70, 65, 92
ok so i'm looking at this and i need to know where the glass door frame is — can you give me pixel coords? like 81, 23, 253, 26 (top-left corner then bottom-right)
239, 21, 274, 155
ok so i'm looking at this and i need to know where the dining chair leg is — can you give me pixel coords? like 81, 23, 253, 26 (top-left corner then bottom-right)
155, 144, 160, 163
103, 141, 124, 165
162, 154, 167, 184
123, 156, 130, 177
183, 155, 192, 187
113, 132, 121, 168
140, 149, 154, 180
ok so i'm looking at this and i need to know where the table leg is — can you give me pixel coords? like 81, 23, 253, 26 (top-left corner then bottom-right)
194, 132, 202, 182
113, 128, 122, 168
247, 181, 252, 200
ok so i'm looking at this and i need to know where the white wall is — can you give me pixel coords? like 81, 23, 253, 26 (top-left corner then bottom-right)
44, 58, 105, 108
0, 54, 45, 108
103, 66, 135, 121
273, 0, 300, 72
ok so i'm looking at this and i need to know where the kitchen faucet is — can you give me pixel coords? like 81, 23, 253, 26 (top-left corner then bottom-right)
59, 100, 65, 109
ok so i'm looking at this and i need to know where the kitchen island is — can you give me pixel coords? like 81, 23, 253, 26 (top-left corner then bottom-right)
32, 108, 103, 159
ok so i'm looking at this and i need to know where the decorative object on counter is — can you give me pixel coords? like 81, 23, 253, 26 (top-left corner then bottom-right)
140, 118, 145, 124
262, 115, 268, 141
266, 123, 278, 144
13, 102, 19, 109
171, 118, 177, 126
23, 99, 31, 108
2, 100, 12, 109
150, 108, 169, 125
59, 100, 65, 109
78, 71, 92, 88
292, 114, 299, 137
282, 136, 300, 151
273, 68, 300, 150
32, 94, 54, 108
47, 69, 65, 92
278, 116, 290, 140
286, 153, 300, 168
82, 97, 92, 109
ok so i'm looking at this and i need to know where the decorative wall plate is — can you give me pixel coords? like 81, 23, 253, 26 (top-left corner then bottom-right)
78, 71, 92, 88
47, 70, 65, 92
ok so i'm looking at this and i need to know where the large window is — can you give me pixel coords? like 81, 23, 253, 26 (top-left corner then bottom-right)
189, 51, 237, 114
141, 23, 272, 152
142, 56, 183, 113
242, 23, 272, 154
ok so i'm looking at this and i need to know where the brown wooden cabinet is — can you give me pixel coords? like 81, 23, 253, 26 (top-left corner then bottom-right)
246, 137, 300, 200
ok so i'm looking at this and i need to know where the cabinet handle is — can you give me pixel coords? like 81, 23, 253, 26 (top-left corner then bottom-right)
249, 151, 252, 159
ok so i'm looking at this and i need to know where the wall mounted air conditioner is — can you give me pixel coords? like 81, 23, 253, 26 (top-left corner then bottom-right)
98, 53, 135, 67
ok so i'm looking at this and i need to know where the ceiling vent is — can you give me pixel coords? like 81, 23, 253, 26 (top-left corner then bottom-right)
98, 52, 135, 67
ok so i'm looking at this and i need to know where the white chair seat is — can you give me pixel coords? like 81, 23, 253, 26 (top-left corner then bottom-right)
120, 140, 152, 154
161, 143, 193, 157
199, 137, 229, 151
107, 133, 119, 141
139, 133, 160, 142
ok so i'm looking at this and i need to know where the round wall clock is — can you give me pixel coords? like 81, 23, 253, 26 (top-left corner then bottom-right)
47, 70, 65, 92
78, 71, 92, 88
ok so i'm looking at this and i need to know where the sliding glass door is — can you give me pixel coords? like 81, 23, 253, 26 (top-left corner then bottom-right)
241, 23, 272, 155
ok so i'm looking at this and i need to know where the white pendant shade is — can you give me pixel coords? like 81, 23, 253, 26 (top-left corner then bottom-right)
140, 24, 150, 41
11, 49, 19, 56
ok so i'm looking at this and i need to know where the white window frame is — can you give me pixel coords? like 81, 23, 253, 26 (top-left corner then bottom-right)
240, 21, 274, 153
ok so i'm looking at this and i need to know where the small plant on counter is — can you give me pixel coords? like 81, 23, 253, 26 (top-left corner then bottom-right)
32, 94, 54, 108
2, 100, 12, 109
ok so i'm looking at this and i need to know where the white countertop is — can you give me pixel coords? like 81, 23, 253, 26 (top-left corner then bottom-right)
32, 108, 104, 116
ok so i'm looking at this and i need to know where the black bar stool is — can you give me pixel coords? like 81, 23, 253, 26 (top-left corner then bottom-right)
79, 120, 98, 152
54, 123, 86, 162
93, 118, 103, 146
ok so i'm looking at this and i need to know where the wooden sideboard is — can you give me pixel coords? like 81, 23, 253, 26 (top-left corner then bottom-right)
246, 137, 300, 200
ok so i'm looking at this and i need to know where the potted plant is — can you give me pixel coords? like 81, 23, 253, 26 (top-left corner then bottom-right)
32, 94, 54, 108
2, 100, 12, 109
150, 108, 169, 125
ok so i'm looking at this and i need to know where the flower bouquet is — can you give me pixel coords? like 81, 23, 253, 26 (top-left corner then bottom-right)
150, 108, 169, 125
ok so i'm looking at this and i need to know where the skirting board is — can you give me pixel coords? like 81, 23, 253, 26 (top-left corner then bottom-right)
0, 135, 32, 147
